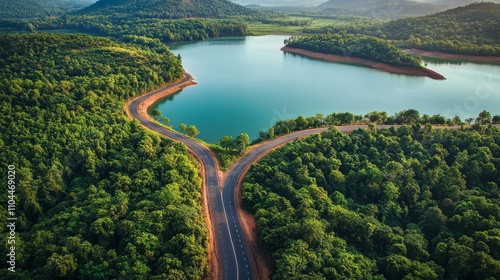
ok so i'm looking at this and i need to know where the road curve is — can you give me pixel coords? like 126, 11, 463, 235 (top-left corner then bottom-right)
128, 76, 500, 280
128, 73, 250, 280
222, 125, 401, 278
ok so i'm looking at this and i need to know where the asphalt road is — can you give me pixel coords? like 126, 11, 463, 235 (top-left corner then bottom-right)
128, 76, 500, 280
129, 73, 251, 280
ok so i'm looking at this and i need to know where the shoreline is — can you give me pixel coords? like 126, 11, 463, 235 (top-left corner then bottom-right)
124, 74, 222, 280
404, 48, 500, 63
124, 73, 197, 121
281, 46, 446, 80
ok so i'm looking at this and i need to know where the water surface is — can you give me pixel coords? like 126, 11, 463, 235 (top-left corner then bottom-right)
152, 35, 500, 143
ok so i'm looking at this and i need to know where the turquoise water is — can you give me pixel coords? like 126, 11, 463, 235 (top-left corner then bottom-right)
152, 35, 500, 143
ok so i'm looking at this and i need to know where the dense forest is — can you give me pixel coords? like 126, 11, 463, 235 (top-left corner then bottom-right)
302, 3, 500, 56
0, 0, 94, 19
383, 2, 500, 55
285, 34, 423, 67
0, 0, 251, 42
79, 0, 252, 19
243, 123, 500, 279
0, 33, 208, 279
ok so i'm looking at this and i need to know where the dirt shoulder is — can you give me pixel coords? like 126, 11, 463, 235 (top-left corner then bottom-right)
124, 74, 197, 121
404, 48, 500, 64
281, 46, 445, 80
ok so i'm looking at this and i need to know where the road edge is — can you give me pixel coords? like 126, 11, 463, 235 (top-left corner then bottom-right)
125, 73, 220, 280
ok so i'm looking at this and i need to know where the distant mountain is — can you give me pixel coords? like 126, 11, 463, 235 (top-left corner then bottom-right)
317, 0, 446, 18
80, 0, 253, 19
432, 0, 500, 9
0, 0, 95, 18
230, 0, 326, 6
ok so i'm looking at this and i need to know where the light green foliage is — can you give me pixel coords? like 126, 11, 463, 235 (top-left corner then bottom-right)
186, 125, 200, 138
0, 33, 208, 278
243, 125, 500, 279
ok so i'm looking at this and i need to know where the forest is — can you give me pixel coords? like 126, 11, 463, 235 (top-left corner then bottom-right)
253, 109, 492, 143
285, 34, 423, 68
0, 0, 251, 42
302, 3, 500, 56
383, 2, 500, 56
0, 0, 94, 19
78, 0, 253, 19
243, 123, 500, 279
0, 33, 208, 279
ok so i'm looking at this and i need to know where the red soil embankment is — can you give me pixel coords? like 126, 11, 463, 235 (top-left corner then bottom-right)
404, 48, 500, 64
281, 46, 446, 80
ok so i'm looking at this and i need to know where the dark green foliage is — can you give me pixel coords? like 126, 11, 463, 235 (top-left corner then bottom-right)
286, 34, 423, 67
243, 125, 500, 279
0, 0, 94, 19
79, 0, 253, 19
384, 3, 500, 55
0, 33, 208, 278
254, 109, 466, 143
1, 0, 252, 43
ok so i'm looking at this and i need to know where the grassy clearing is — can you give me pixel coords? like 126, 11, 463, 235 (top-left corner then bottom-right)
247, 22, 304, 35
247, 15, 385, 36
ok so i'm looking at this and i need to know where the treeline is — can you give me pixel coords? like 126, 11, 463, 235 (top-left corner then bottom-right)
255, 109, 500, 143
0, 33, 208, 279
243, 124, 500, 279
285, 34, 423, 68
0, 0, 93, 19
302, 3, 500, 56
3, 15, 249, 43
78, 0, 254, 20
384, 3, 500, 56
0, 0, 253, 42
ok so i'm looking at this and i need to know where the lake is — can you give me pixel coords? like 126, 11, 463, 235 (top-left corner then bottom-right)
151, 35, 500, 143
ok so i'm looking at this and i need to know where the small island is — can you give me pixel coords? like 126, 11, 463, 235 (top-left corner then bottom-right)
283, 34, 445, 80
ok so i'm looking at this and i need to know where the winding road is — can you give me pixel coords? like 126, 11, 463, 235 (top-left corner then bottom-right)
127, 73, 499, 280
128, 73, 335, 280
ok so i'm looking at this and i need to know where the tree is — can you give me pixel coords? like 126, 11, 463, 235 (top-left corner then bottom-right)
162, 117, 170, 126
220, 135, 234, 150
186, 125, 200, 138
236, 133, 250, 154
179, 123, 187, 134
151, 109, 162, 121
476, 110, 491, 124
46, 253, 78, 278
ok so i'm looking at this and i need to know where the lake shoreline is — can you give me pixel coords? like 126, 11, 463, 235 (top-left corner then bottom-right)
404, 48, 500, 64
281, 46, 446, 80
124, 73, 197, 121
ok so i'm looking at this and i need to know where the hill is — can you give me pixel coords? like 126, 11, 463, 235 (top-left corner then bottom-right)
432, 0, 500, 9
384, 2, 500, 55
316, 0, 446, 18
0, 0, 95, 19
79, 0, 252, 19
231, 0, 326, 6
